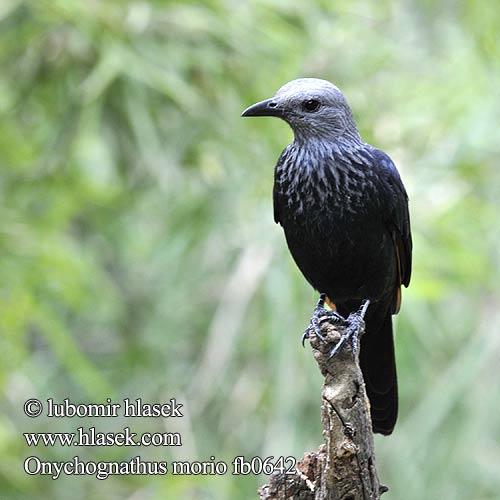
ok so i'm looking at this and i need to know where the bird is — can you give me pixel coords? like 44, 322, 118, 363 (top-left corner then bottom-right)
241, 78, 412, 435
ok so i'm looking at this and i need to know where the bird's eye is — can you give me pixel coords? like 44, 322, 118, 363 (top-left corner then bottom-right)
302, 99, 321, 112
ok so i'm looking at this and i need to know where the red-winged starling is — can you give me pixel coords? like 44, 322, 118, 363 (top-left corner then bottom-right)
242, 78, 412, 435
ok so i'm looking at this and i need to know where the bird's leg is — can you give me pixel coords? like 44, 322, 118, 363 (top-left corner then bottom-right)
328, 299, 370, 359
302, 293, 346, 346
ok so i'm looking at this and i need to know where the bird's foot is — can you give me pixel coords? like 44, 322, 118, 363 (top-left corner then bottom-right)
328, 299, 370, 359
302, 293, 346, 346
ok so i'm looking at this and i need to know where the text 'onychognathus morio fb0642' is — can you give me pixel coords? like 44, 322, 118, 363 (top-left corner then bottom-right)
242, 79, 412, 435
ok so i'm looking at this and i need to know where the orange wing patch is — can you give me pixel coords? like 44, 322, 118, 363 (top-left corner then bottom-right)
392, 239, 403, 314
325, 296, 337, 311
393, 286, 402, 314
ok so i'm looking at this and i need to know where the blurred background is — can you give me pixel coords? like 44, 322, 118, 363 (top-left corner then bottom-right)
1, 1, 500, 499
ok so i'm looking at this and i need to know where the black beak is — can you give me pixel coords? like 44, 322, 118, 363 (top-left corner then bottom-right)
241, 98, 283, 118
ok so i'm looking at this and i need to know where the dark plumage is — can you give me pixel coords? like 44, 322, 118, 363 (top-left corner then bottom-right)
242, 78, 412, 435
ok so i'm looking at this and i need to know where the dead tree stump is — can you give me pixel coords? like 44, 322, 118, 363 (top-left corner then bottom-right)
258, 319, 387, 500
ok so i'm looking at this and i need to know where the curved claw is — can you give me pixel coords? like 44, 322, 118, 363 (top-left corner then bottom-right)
328, 325, 356, 359
301, 329, 310, 347
327, 299, 370, 359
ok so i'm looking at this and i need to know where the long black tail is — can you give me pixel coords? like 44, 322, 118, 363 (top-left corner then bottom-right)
337, 302, 398, 435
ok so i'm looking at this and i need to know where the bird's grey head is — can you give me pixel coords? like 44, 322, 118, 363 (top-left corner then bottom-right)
242, 78, 361, 144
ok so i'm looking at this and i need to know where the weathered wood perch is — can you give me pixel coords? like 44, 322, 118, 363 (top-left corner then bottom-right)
258, 318, 387, 500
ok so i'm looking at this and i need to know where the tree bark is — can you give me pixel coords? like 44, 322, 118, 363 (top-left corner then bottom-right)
258, 319, 387, 500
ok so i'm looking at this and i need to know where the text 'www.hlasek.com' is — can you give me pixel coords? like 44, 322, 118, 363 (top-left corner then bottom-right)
23, 398, 297, 480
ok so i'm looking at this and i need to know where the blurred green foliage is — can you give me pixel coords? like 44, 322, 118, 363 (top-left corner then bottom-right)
1, 1, 500, 499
